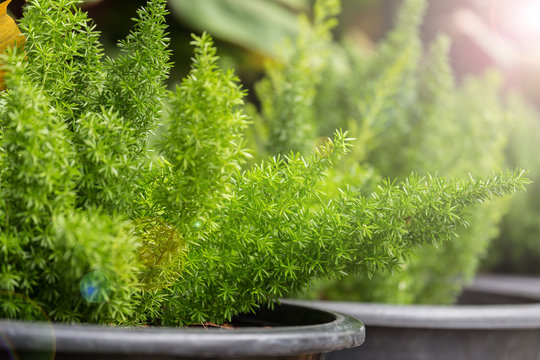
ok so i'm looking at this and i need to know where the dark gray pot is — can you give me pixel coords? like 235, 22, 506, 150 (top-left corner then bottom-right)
0, 302, 365, 360
290, 274, 540, 360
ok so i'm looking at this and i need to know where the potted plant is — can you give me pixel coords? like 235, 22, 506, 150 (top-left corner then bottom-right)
0, 0, 527, 359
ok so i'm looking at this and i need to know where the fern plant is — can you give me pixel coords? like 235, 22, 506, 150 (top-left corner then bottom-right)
0, 0, 528, 326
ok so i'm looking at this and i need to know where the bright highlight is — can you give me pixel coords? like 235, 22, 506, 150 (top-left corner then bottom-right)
507, 1, 540, 35
491, 0, 540, 60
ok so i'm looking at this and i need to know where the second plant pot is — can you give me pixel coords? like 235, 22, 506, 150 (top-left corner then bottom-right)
290, 274, 540, 360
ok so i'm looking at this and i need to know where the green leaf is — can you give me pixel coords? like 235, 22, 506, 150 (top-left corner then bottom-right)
168, 0, 300, 55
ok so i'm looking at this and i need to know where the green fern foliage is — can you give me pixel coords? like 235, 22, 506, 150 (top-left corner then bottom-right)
49, 211, 141, 323
350, 0, 425, 163
136, 32, 250, 293
73, 107, 140, 212
258, 0, 524, 304
152, 32, 250, 227
1, 55, 78, 232
0, 0, 528, 326
100, 0, 171, 142
0, 49, 141, 323
0, 0, 172, 323
18, 0, 104, 123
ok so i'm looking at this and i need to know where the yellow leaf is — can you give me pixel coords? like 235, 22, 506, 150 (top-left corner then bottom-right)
0, 0, 25, 90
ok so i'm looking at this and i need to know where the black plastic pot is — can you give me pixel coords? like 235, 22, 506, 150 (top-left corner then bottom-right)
291, 274, 540, 360
0, 301, 365, 360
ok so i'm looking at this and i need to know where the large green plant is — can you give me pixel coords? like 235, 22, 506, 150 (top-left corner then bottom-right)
0, 0, 526, 326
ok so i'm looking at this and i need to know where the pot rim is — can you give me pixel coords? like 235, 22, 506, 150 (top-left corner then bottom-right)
0, 301, 365, 357
288, 274, 540, 330
290, 301, 540, 329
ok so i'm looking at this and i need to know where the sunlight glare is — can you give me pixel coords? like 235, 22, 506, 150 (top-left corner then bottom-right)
509, 1, 540, 36
491, 0, 540, 61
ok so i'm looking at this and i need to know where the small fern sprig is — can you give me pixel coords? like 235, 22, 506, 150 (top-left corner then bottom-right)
19, 0, 104, 122
73, 107, 140, 212
101, 0, 171, 146
151, 32, 250, 226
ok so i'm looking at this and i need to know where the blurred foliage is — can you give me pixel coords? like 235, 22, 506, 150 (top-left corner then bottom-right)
312, 63, 511, 303
250, 0, 340, 156
482, 96, 540, 274
168, 0, 304, 56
